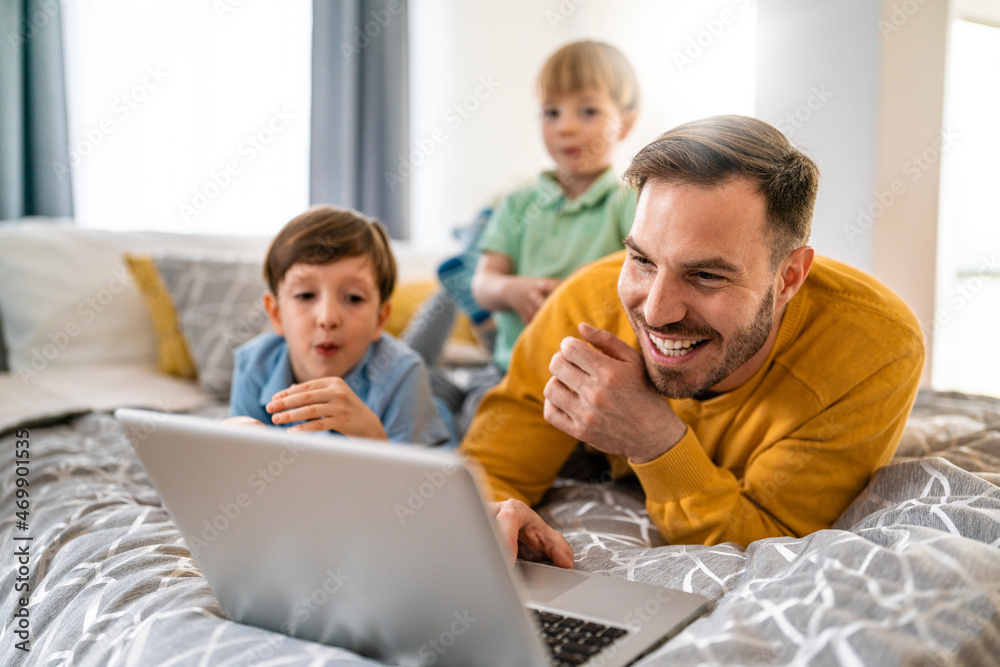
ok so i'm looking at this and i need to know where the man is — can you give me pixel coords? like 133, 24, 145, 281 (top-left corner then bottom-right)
461, 115, 925, 568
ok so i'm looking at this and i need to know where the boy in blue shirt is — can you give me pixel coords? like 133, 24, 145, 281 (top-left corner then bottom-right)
228, 205, 451, 446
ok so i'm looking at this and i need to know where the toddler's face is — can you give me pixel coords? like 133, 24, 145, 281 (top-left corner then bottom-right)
264, 256, 390, 383
541, 88, 632, 186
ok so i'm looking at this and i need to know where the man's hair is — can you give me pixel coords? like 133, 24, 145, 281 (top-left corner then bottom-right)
264, 205, 397, 303
623, 115, 820, 266
537, 40, 640, 114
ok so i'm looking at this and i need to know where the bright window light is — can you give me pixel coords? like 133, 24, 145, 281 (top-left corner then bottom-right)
61, 0, 312, 236
934, 19, 1000, 397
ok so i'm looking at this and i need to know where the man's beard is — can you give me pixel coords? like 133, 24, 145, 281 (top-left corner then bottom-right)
630, 287, 776, 399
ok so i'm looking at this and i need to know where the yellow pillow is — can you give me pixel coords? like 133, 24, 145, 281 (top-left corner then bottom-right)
124, 254, 198, 379
386, 279, 478, 345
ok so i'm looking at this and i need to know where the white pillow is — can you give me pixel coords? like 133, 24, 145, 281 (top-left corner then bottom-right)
0, 220, 269, 382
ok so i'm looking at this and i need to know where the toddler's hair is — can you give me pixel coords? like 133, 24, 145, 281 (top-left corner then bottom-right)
537, 40, 640, 114
264, 205, 397, 303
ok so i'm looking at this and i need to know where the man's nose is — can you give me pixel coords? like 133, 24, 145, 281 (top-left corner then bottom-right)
644, 275, 687, 327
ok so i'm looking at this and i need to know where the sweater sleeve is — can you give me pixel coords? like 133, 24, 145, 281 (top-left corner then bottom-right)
631, 351, 924, 546
459, 266, 594, 503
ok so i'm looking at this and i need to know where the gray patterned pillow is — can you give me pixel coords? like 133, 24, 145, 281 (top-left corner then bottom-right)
154, 252, 271, 398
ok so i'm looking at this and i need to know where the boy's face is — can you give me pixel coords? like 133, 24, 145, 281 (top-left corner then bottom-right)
264, 256, 391, 383
541, 88, 634, 186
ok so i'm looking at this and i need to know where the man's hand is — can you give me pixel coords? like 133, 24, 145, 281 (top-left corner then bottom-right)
490, 499, 574, 569
543, 323, 687, 464
267, 378, 388, 440
506, 276, 561, 325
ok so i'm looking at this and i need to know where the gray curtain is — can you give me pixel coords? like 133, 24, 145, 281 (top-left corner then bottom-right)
310, 0, 409, 238
0, 0, 74, 220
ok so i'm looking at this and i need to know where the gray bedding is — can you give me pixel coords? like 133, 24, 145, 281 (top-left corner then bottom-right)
2, 390, 999, 666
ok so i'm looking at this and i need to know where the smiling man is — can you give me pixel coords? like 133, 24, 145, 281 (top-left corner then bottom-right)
461, 115, 925, 565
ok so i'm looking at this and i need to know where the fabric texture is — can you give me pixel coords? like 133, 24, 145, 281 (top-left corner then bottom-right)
1, 390, 998, 664
154, 252, 272, 398
0, 0, 73, 219
462, 252, 925, 547
310, 0, 409, 238
478, 167, 637, 369
230, 331, 451, 446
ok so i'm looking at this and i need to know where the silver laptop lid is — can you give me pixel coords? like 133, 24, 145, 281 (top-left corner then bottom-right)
116, 408, 549, 667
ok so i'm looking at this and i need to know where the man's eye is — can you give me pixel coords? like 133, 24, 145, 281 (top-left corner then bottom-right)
629, 252, 651, 266
695, 272, 724, 282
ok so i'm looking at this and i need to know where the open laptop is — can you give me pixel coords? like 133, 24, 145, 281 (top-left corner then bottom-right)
116, 408, 707, 666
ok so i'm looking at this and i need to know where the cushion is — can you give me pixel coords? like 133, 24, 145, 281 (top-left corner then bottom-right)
0, 221, 273, 382
384, 279, 479, 345
124, 255, 198, 379
152, 252, 272, 398
0, 222, 159, 380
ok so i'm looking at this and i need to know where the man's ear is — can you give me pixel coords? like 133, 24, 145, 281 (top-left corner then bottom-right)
264, 292, 284, 337
372, 300, 392, 340
775, 246, 815, 309
618, 111, 637, 141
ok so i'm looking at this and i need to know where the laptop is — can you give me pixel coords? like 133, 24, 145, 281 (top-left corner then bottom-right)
115, 408, 707, 666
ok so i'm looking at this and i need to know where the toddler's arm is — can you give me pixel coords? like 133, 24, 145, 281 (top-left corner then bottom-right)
266, 379, 388, 440
472, 251, 560, 325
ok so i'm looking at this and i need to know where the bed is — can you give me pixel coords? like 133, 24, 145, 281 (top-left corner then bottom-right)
2, 222, 999, 665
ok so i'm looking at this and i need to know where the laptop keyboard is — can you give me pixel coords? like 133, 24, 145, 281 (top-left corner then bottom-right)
531, 609, 629, 666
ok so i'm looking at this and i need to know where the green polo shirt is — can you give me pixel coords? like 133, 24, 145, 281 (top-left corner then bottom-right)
479, 167, 637, 370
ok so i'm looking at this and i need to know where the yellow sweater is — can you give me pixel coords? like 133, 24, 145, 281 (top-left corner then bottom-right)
460, 252, 925, 547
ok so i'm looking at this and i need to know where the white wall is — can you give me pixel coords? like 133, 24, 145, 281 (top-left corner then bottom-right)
408, 0, 758, 252
755, 0, 881, 273
873, 0, 949, 386
755, 0, 948, 386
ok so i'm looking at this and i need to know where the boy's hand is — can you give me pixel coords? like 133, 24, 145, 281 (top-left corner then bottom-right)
507, 275, 561, 324
471, 251, 560, 324
267, 378, 388, 441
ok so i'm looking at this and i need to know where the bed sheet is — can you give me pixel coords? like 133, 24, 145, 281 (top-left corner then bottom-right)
1, 391, 998, 666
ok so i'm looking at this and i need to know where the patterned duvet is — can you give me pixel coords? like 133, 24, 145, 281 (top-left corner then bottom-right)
1, 390, 999, 666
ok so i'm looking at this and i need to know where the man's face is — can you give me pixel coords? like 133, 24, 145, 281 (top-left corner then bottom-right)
618, 178, 782, 398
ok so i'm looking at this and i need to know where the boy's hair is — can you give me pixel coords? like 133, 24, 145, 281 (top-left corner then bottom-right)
264, 205, 397, 302
537, 40, 640, 114
623, 115, 819, 268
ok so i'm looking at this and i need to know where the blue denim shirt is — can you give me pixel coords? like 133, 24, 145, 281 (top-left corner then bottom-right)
230, 332, 451, 446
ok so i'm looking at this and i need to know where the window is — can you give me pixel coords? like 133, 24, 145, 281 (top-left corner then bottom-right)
934, 19, 1000, 396
61, 0, 312, 236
